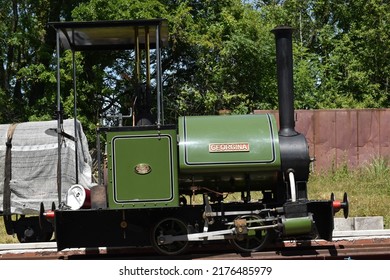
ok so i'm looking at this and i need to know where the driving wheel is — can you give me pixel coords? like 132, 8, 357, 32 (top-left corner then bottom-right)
230, 214, 271, 253
151, 217, 189, 255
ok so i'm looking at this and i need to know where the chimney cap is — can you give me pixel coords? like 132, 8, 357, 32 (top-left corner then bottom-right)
271, 26, 294, 34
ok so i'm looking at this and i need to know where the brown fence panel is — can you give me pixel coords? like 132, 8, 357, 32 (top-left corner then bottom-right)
380, 111, 390, 157
357, 110, 380, 165
255, 109, 390, 171
334, 110, 358, 169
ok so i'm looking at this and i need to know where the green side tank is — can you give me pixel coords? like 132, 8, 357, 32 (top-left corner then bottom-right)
178, 114, 281, 193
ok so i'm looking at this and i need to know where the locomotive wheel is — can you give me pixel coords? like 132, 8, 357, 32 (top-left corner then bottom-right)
15, 216, 53, 243
230, 215, 271, 253
151, 217, 189, 255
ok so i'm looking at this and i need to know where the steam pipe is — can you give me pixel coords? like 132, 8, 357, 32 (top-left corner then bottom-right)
271, 26, 297, 137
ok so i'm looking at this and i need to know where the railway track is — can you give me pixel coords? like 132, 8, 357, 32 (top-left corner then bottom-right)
1, 230, 390, 260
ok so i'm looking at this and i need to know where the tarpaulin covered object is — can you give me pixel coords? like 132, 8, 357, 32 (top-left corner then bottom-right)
0, 119, 92, 215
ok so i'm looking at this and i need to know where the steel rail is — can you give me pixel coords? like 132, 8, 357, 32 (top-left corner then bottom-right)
1, 230, 390, 260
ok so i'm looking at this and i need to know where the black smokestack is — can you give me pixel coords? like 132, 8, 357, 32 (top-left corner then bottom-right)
271, 26, 297, 137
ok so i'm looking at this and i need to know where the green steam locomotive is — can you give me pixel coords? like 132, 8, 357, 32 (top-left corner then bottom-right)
2, 19, 348, 255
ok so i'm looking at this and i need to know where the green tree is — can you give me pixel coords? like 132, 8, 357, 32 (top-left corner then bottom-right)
1, 0, 390, 144
0, 0, 83, 122
286, 0, 390, 108
162, 0, 282, 119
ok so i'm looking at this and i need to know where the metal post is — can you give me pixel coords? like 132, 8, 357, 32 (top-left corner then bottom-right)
135, 27, 140, 83
134, 27, 140, 125
72, 50, 79, 184
156, 24, 162, 126
97, 127, 102, 186
146, 27, 150, 92
56, 30, 62, 206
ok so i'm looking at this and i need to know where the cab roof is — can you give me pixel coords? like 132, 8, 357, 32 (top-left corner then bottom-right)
49, 19, 168, 51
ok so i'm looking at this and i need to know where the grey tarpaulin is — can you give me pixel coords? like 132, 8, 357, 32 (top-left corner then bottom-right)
0, 119, 92, 215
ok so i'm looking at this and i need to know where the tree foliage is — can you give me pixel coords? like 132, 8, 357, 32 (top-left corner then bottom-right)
1, 0, 390, 144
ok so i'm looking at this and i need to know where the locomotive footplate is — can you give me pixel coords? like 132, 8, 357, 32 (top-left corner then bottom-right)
54, 206, 204, 251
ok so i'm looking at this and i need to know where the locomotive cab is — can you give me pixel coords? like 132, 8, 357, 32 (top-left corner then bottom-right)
42, 19, 349, 255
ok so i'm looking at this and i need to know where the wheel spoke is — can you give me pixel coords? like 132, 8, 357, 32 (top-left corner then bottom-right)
230, 215, 271, 253
151, 217, 189, 256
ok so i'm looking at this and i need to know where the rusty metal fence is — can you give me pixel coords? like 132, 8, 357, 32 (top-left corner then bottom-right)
255, 109, 390, 171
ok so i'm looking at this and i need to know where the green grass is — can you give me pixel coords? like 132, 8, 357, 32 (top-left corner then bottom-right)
308, 156, 390, 229
1, 157, 389, 243
0, 218, 19, 244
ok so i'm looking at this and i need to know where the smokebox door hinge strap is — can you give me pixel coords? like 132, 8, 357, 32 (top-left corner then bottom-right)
3, 123, 18, 216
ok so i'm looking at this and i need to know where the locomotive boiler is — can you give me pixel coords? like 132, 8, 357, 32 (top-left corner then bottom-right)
2, 19, 348, 255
